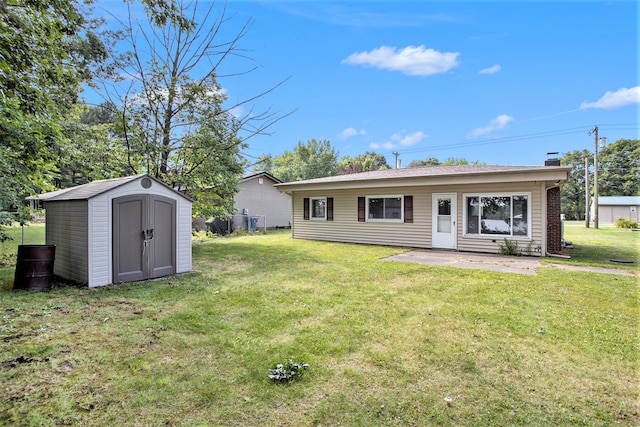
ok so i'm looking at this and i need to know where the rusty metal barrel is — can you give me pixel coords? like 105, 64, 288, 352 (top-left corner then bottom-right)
13, 245, 56, 291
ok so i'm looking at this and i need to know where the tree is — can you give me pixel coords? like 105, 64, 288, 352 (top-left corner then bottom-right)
407, 157, 441, 168
406, 156, 481, 168
103, 0, 288, 217
57, 103, 135, 188
263, 139, 339, 182
338, 151, 389, 175
560, 149, 591, 220
0, 0, 106, 238
599, 139, 640, 196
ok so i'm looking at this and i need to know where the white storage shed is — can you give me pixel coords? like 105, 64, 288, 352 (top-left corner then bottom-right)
31, 174, 192, 287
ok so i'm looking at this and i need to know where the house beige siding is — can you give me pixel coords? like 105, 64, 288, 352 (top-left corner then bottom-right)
292, 181, 546, 256
234, 176, 291, 228
46, 201, 89, 284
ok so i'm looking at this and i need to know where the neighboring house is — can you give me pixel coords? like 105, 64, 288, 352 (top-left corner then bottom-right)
275, 165, 571, 256
28, 174, 192, 287
233, 172, 291, 228
592, 196, 640, 224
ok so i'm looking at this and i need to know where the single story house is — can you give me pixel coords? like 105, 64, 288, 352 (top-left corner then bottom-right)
29, 174, 192, 287
275, 165, 571, 256
233, 172, 291, 228
593, 196, 640, 224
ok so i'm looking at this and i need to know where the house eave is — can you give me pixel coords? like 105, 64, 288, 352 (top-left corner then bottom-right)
275, 167, 571, 193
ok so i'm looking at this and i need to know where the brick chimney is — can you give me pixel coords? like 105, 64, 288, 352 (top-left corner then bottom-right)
545, 152, 560, 166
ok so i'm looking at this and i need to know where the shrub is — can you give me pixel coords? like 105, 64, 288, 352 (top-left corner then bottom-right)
615, 217, 639, 229
499, 239, 521, 256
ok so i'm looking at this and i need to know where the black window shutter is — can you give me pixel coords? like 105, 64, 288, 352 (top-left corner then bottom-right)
357, 197, 365, 222
404, 196, 413, 223
303, 198, 310, 220
327, 197, 334, 221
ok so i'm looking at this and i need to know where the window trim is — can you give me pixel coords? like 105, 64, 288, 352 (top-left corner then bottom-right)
310, 196, 327, 220
365, 195, 404, 222
462, 192, 532, 238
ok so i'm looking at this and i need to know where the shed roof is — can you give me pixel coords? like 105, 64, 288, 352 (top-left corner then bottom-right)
275, 165, 570, 191
597, 196, 640, 206
28, 174, 192, 202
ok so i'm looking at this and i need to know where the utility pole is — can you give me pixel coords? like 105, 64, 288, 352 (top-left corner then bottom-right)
585, 156, 590, 228
591, 126, 599, 229
392, 151, 400, 169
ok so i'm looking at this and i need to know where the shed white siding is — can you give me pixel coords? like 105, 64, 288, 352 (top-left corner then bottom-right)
177, 199, 193, 273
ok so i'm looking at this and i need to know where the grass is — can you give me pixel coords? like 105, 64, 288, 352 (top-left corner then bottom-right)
546, 221, 639, 271
0, 224, 638, 426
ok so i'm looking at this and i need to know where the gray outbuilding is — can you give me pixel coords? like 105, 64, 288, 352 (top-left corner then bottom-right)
29, 174, 192, 287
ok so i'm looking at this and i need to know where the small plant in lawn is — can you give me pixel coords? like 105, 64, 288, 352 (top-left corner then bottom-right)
499, 238, 521, 256
268, 360, 309, 383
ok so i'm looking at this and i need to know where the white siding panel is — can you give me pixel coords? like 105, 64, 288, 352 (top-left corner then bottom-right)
235, 177, 291, 227
292, 181, 546, 255
177, 199, 192, 273
88, 198, 111, 287
45, 201, 89, 284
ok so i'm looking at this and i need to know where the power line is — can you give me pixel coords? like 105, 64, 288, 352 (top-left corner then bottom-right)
380, 124, 639, 158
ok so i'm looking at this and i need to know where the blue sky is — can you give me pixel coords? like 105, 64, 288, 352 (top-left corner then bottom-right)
96, 1, 639, 168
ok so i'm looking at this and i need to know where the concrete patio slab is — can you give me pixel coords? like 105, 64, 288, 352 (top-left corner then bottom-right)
383, 250, 540, 275
383, 250, 636, 276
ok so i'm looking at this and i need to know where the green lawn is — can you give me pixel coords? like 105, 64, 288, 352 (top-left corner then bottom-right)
0, 225, 638, 426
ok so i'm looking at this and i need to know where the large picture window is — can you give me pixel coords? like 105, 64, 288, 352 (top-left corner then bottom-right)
367, 196, 403, 221
464, 194, 529, 237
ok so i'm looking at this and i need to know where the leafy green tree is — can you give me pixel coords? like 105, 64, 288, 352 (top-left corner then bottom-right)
103, 0, 285, 217
0, 0, 106, 238
338, 151, 389, 175
407, 156, 481, 168
560, 149, 591, 220
57, 103, 135, 188
599, 139, 640, 196
266, 139, 339, 182
407, 157, 441, 168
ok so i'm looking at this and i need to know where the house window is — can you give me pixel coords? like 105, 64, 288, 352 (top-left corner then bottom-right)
303, 197, 333, 221
367, 196, 403, 221
311, 197, 326, 220
464, 194, 530, 237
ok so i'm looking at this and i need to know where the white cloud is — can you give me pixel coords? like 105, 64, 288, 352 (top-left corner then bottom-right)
370, 130, 428, 150
342, 45, 460, 76
467, 114, 514, 138
580, 86, 640, 110
338, 127, 367, 139
479, 64, 501, 74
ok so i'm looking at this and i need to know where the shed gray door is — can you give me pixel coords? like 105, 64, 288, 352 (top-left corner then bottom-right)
113, 195, 176, 283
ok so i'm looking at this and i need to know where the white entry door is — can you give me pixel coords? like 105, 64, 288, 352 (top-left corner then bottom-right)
432, 193, 457, 249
